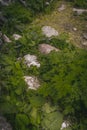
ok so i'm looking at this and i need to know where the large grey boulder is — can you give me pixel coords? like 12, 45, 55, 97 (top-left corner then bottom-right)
42, 26, 58, 38
39, 43, 60, 54
0, 116, 12, 130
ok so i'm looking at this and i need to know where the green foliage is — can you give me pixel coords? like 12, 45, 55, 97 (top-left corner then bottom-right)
38, 49, 87, 129
15, 114, 29, 130
0, 1, 87, 129
41, 103, 63, 130
25, 0, 57, 13
1, 2, 33, 34
74, 0, 87, 8
66, 0, 87, 8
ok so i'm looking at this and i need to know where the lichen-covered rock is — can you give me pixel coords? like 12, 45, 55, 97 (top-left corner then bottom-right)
24, 76, 40, 90
0, 116, 12, 130
13, 34, 22, 40
42, 26, 58, 38
24, 54, 40, 67
39, 43, 60, 54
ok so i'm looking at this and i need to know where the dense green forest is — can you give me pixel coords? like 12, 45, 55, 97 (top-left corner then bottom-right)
0, 0, 87, 130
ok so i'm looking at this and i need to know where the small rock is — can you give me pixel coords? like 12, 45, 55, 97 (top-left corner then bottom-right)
73, 8, 87, 15
83, 33, 87, 40
45, 2, 50, 5
60, 121, 69, 130
58, 4, 66, 12
39, 43, 59, 54
24, 54, 40, 68
3, 34, 12, 43
73, 27, 77, 31
24, 76, 40, 90
82, 41, 87, 46
17, 57, 22, 61
42, 26, 58, 38
13, 34, 22, 40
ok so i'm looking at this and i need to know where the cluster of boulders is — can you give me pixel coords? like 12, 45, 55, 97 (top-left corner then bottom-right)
23, 26, 60, 90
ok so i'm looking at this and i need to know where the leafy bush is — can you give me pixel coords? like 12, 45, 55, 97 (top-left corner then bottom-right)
38, 49, 87, 129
